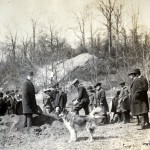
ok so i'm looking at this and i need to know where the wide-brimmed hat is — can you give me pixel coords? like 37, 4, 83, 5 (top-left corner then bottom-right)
72, 78, 79, 85
128, 68, 141, 75
94, 82, 101, 88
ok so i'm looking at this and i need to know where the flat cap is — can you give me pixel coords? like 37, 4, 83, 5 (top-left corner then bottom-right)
94, 82, 101, 88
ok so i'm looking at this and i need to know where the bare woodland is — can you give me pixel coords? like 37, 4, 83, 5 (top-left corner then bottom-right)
0, 0, 150, 90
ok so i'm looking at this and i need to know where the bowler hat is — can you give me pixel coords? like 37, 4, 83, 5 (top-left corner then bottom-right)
94, 82, 101, 88
72, 78, 79, 85
128, 68, 141, 75
28, 71, 34, 76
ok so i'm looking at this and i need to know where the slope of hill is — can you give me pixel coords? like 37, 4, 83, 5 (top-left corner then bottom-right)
35, 53, 96, 86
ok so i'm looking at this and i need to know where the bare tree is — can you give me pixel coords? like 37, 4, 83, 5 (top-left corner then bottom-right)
113, 2, 123, 68
71, 8, 88, 48
97, 0, 116, 57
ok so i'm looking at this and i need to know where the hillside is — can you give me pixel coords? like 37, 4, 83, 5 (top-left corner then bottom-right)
35, 53, 96, 87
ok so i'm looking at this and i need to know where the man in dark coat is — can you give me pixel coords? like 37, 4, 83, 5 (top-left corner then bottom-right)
94, 83, 109, 113
73, 79, 89, 115
3, 91, 12, 114
117, 82, 130, 123
43, 88, 54, 113
111, 90, 121, 123
55, 87, 67, 114
94, 82, 109, 123
22, 71, 38, 127
128, 69, 149, 129
0, 92, 5, 116
87, 86, 96, 112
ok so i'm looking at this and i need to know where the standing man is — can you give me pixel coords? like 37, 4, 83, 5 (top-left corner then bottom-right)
43, 88, 53, 114
117, 81, 130, 123
72, 79, 89, 115
94, 83, 109, 113
87, 86, 96, 112
94, 82, 109, 124
55, 87, 67, 114
22, 71, 38, 127
128, 69, 149, 129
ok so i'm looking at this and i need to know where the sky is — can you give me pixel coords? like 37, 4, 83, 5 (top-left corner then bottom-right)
0, 0, 150, 47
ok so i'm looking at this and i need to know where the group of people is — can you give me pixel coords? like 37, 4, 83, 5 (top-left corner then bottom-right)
71, 68, 150, 130
72, 79, 109, 123
0, 89, 22, 116
43, 84, 67, 115
0, 68, 149, 130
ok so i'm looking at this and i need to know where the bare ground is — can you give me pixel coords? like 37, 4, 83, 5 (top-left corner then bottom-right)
0, 113, 150, 150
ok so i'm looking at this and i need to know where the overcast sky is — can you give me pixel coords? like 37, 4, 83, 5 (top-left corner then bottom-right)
0, 0, 150, 47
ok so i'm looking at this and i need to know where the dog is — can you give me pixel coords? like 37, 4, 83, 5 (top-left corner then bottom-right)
59, 107, 104, 143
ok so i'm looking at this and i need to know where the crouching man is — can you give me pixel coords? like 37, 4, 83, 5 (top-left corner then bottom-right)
22, 71, 38, 127
72, 79, 89, 115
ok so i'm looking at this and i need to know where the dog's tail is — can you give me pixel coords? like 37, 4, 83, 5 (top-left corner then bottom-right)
89, 107, 103, 118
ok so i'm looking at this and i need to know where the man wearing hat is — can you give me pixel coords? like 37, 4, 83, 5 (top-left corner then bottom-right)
87, 86, 96, 112
72, 79, 89, 115
43, 88, 53, 114
94, 83, 109, 113
129, 68, 149, 129
22, 71, 38, 127
117, 81, 130, 123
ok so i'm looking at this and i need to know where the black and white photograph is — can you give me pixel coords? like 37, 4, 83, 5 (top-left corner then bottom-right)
0, 0, 150, 149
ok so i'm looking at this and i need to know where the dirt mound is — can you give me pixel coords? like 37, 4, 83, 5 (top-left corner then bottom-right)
0, 113, 67, 149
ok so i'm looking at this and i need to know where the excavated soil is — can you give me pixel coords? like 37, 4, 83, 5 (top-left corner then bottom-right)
0, 112, 150, 150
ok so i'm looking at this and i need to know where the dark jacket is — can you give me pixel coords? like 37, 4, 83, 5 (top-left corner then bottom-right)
22, 79, 37, 114
130, 77, 149, 116
77, 85, 89, 104
111, 95, 119, 113
117, 86, 130, 112
139, 75, 149, 110
95, 88, 109, 113
0, 98, 6, 115
55, 92, 67, 112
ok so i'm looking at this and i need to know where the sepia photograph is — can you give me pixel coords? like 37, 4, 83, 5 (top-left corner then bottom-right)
0, 0, 150, 149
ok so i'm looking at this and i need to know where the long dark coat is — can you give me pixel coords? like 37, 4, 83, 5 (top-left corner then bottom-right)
95, 88, 109, 113
140, 76, 149, 110
77, 85, 89, 104
130, 77, 149, 116
55, 92, 67, 112
22, 79, 37, 114
117, 86, 130, 112
111, 95, 119, 113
